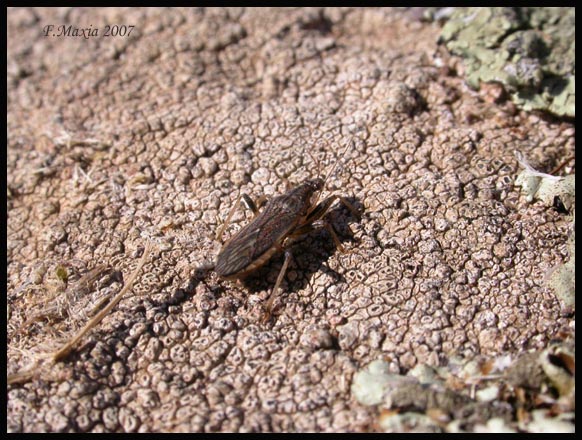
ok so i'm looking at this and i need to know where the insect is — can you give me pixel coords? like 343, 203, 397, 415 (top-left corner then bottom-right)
213, 139, 360, 323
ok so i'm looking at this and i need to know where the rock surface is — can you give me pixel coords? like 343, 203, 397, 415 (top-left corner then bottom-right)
7, 7, 574, 432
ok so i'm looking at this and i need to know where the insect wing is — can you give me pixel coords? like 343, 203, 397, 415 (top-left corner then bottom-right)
215, 201, 298, 278
215, 224, 262, 278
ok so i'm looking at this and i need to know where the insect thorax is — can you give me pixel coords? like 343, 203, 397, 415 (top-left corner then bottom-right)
274, 179, 322, 215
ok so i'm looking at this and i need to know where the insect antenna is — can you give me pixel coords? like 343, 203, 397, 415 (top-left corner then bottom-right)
306, 147, 322, 181
315, 137, 355, 205
325, 137, 355, 187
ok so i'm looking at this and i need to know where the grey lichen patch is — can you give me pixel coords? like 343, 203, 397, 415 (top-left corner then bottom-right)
351, 359, 402, 406
503, 345, 575, 423
504, 351, 546, 390
547, 230, 575, 309
440, 7, 575, 117
354, 344, 575, 432
521, 410, 575, 433
515, 151, 575, 309
378, 411, 442, 433
515, 151, 575, 210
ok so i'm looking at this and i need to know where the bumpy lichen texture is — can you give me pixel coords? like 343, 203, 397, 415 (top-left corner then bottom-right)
440, 7, 575, 118
7, 8, 574, 433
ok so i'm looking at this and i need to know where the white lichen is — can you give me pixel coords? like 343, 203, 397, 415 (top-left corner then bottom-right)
514, 151, 565, 203
514, 151, 575, 309
351, 359, 402, 406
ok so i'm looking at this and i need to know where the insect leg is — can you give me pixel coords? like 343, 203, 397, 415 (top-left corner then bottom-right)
337, 196, 360, 219
323, 221, 346, 253
216, 193, 257, 241
241, 194, 259, 215
253, 195, 268, 211
243, 194, 269, 219
289, 220, 346, 253
262, 249, 293, 323
306, 195, 359, 224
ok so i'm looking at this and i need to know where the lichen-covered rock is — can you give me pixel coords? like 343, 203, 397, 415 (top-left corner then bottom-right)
440, 7, 575, 117
7, 7, 574, 433
514, 151, 575, 309
351, 359, 403, 406
354, 345, 574, 432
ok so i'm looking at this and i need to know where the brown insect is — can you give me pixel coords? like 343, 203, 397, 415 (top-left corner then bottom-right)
213, 139, 360, 323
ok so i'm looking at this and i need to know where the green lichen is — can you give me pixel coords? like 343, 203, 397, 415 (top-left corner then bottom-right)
440, 7, 575, 118
55, 265, 69, 284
